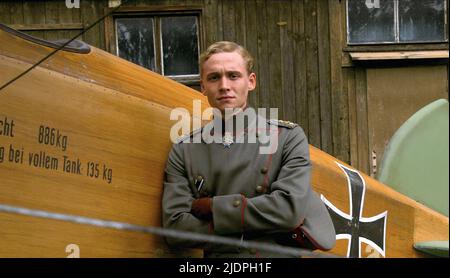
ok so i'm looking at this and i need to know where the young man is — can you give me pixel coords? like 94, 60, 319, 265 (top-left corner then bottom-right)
162, 41, 335, 258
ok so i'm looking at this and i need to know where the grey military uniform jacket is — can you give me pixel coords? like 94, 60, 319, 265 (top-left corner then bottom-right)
162, 112, 335, 258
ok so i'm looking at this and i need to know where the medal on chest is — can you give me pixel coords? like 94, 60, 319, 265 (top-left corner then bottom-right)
222, 132, 234, 148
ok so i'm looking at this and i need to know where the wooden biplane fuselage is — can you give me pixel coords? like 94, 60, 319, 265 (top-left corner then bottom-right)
0, 24, 447, 258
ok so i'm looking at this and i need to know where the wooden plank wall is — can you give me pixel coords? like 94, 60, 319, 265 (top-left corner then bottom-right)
0, 0, 106, 48
199, 0, 349, 162
0, 0, 350, 164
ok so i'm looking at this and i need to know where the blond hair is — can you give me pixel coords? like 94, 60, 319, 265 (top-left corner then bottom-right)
199, 41, 254, 76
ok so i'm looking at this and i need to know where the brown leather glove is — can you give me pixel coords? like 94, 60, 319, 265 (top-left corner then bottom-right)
191, 197, 213, 221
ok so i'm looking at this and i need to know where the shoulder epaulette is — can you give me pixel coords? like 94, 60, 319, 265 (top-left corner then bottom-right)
267, 119, 298, 129
176, 128, 202, 143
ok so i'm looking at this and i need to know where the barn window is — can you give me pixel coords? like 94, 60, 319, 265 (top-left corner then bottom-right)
116, 17, 157, 71
113, 13, 200, 87
347, 0, 448, 44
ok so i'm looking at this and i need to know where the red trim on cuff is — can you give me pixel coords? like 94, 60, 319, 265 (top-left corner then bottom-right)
208, 222, 214, 234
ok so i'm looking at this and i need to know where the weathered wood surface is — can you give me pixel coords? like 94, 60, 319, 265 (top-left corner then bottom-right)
349, 51, 449, 61
1, 0, 351, 165
3, 0, 449, 180
0, 25, 206, 257
0, 25, 448, 258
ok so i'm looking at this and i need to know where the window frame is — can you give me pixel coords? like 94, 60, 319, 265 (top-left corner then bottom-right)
104, 5, 204, 86
345, 0, 449, 47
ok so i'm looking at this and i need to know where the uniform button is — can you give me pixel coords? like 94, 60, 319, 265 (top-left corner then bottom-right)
233, 200, 241, 207
260, 167, 268, 174
291, 233, 298, 239
256, 185, 264, 193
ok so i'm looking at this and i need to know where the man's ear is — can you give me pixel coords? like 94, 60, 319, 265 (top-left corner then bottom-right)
248, 72, 256, 91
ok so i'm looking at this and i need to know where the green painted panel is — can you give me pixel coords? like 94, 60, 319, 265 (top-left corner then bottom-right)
377, 99, 449, 216
414, 241, 449, 258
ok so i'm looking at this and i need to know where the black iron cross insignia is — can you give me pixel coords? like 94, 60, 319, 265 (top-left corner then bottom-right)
321, 163, 388, 258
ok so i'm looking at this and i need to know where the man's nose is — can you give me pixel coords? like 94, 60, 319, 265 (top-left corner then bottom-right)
218, 76, 230, 91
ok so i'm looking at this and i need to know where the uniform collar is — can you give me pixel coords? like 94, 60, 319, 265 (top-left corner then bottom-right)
201, 107, 270, 144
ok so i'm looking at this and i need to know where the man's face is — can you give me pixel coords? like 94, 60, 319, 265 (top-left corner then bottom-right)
200, 52, 256, 114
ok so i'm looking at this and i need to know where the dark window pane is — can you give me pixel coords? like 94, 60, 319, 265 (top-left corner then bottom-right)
116, 17, 155, 71
348, 0, 395, 44
161, 16, 199, 76
399, 0, 447, 42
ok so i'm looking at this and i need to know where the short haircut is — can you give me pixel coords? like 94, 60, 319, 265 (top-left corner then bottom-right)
199, 41, 254, 76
